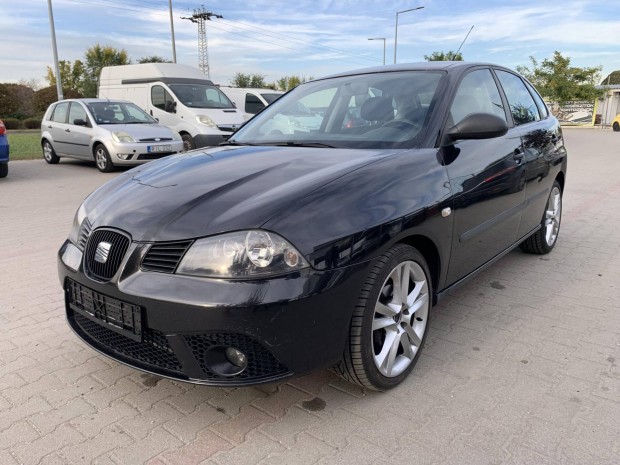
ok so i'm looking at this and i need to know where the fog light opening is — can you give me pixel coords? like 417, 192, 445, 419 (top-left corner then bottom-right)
204, 346, 248, 377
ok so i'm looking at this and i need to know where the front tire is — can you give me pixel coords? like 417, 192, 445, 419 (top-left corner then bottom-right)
520, 181, 562, 254
181, 134, 195, 151
613, 122, 620, 132
336, 244, 431, 391
42, 140, 60, 164
94, 144, 114, 173
0, 163, 7, 178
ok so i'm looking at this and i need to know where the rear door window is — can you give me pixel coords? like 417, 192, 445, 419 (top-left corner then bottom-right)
495, 70, 541, 125
51, 102, 70, 123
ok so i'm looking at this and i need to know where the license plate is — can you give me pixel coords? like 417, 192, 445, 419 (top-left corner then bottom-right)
67, 279, 143, 341
147, 145, 172, 153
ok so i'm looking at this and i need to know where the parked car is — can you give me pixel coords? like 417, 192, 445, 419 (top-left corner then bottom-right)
0, 119, 8, 178
219, 87, 284, 120
41, 99, 184, 172
58, 62, 567, 390
99, 64, 245, 151
612, 114, 620, 131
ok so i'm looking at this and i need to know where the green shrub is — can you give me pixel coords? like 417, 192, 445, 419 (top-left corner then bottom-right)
2, 118, 22, 129
23, 118, 41, 129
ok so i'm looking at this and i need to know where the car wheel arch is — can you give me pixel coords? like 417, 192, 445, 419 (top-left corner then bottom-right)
396, 234, 441, 304
555, 171, 565, 193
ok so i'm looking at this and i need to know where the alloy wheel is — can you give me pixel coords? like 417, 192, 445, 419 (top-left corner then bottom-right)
372, 260, 429, 377
95, 148, 108, 171
43, 142, 53, 162
545, 186, 562, 246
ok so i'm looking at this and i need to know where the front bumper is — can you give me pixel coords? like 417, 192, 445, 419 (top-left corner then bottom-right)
105, 140, 184, 165
193, 134, 228, 148
58, 239, 369, 386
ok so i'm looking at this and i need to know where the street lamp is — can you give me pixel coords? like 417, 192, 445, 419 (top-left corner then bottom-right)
394, 6, 424, 64
368, 38, 386, 65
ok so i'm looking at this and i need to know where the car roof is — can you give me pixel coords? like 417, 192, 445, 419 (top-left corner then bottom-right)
318, 61, 513, 81
54, 98, 133, 105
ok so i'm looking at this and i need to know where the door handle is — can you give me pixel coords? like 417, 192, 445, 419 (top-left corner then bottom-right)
47, 125, 52, 129
150, 110, 153, 116
65, 128, 71, 132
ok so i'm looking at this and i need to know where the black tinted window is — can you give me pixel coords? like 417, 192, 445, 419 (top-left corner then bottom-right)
524, 80, 548, 118
245, 94, 264, 114
496, 70, 540, 125
51, 102, 70, 123
450, 69, 506, 125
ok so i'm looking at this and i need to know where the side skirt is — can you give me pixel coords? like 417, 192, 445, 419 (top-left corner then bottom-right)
434, 224, 541, 303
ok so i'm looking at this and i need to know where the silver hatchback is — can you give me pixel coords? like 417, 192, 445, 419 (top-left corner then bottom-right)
41, 98, 184, 172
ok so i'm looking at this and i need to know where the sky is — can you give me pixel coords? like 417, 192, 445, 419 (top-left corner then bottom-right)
1, 0, 619, 87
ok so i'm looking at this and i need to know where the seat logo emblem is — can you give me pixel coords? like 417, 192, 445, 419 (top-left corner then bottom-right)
94, 242, 112, 264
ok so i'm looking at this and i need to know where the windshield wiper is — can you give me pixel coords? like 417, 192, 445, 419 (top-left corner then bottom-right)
218, 140, 257, 146
269, 141, 337, 148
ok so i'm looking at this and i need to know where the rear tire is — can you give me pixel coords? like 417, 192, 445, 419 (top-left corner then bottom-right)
94, 144, 114, 173
336, 244, 432, 391
0, 163, 7, 178
181, 134, 195, 151
42, 140, 60, 164
520, 181, 562, 254
613, 122, 620, 132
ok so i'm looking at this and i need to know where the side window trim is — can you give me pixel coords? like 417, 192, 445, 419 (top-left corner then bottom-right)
489, 68, 514, 127
523, 79, 548, 119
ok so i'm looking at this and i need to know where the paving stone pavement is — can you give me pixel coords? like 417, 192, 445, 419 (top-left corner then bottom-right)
0, 128, 619, 465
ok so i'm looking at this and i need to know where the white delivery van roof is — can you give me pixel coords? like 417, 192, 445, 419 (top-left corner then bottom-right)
100, 63, 213, 87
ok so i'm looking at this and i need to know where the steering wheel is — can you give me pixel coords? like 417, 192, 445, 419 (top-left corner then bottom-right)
381, 119, 420, 131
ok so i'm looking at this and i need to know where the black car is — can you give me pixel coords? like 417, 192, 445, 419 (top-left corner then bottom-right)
58, 62, 566, 391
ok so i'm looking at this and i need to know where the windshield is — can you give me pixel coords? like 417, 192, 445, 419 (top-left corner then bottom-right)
230, 71, 444, 149
261, 93, 282, 104
88, 102, 156, 125
169, 84, 234, 109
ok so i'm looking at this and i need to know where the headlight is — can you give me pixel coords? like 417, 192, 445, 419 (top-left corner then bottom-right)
171, 132, 182, 141
68, 203, 88, 246
196, 115, 217, 128
176, 230, 309, 278
112, 131, 135, 143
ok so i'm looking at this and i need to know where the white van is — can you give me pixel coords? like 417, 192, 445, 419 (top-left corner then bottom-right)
219, 87, 284, 120
99, 64, 244, 150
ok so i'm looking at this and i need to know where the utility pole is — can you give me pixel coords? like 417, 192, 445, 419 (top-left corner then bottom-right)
168, 0, 177, 63
46, 0, 63, 100
182, 8, 222, 78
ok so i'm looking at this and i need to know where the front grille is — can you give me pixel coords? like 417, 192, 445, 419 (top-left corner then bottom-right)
185, 333, 289, 381
137, 152, 176, 160
84, 229, 131, 281
73, 313, 185, 376
77, 218, 93, 251
138, 137, 173, 142
141, 240, 193, 273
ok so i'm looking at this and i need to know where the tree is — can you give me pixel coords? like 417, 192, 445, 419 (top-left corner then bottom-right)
0, 81, 38, 119
138, 56, 172, 64
424, 51, 463, 61
273, 75, 313, 91
601, 70, 620, 85
82, 44, 131, 97
33, 86, 83, 112
230, 72, 267, 88
516, 51, 604, 103
45, 60, 85, 92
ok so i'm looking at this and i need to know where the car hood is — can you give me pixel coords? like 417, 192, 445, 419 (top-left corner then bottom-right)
97, 123, 176, 139
84, 145, 397, 242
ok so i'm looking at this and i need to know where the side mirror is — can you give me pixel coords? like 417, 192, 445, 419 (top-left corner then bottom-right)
73, 118, 88, 127
443, 113, 509, 145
